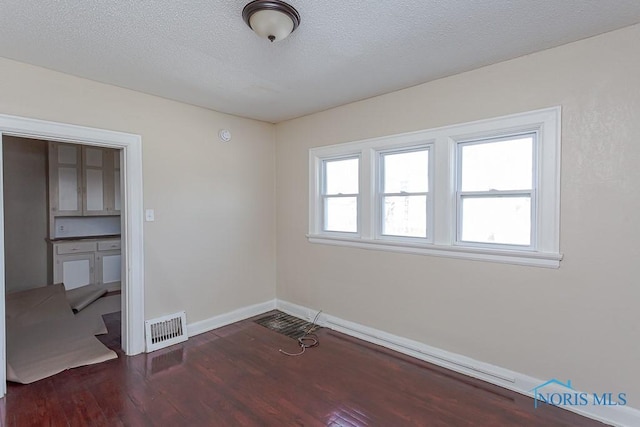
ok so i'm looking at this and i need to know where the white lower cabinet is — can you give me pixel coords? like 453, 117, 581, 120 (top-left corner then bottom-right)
55, 253, 95, 290
53, 238, 120, 291
96, 249, 122, 292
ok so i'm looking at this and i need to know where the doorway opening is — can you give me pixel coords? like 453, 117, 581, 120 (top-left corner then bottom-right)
0, 113, 145, 397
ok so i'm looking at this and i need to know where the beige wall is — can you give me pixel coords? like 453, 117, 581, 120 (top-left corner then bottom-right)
0, 57, 276, 323
276, 24, 640, 406
2, 136, 49, 292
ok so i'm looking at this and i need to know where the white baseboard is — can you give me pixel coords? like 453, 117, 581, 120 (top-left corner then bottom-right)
187, 299, 276, 337
276, 299, 640, 427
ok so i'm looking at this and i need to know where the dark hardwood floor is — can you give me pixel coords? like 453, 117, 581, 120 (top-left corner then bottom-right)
1, 311, 605, 426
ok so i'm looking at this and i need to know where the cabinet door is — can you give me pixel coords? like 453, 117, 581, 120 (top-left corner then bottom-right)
83, 147, 108, 215
84, 147, 120, 216
49, 142, 82, 216
95, 250, 121, 291
54, 253, 95, 290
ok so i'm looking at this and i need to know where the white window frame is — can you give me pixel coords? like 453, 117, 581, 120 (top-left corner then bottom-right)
376, 145, 434, 244
308, 107, 562, 268
454, 132, 538, 250
321, 155, 360, 235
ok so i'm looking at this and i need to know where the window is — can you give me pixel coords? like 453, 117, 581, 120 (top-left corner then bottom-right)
308, 107, 562, 268
379, 148, 431, 240
456, 134, 535, 248
322, 157, 359, 233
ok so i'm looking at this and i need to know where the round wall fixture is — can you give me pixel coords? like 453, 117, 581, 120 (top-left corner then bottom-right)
218, 129, 232, 142
242, 0, 301, 42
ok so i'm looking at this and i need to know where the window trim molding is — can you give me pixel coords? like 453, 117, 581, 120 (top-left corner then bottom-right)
306, 234, 563, 268
308, 107, 562, 268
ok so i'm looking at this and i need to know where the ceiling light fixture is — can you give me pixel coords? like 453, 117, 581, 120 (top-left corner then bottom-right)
242, 0, 300, 43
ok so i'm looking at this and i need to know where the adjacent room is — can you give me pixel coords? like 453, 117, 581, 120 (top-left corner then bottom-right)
3, 136, 123, 384
0, 1, 639, 426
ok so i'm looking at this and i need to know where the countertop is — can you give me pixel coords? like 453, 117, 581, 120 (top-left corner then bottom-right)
46, 234, 121, 243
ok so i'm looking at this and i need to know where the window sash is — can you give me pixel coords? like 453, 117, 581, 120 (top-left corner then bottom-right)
322, 156, 359, 196
380, 194, 429, 239
456, 191, 535, 249
321, 156, 360, 234
377, 146, 432, 241
322, 195, 358, 233
456, 133, 536, 192
455, 133, 537, 249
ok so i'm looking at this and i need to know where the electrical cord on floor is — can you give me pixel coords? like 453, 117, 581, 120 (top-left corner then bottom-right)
279, 310, 322, 357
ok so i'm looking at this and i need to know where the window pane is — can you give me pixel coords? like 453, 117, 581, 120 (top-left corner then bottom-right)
460, 197, 531, 245
460, 136, 533, 191
324, 197, 357, 232
383, 150, 428, 193
325, 158, 358, 195
382, 195, 427, 238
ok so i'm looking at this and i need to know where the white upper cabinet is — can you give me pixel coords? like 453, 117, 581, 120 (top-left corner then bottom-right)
84, 147, 105, 213
49, 143, 82, 215
49, 142, 121, 223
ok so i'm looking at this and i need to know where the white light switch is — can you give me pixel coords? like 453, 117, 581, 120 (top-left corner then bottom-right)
145, 209, 155, 222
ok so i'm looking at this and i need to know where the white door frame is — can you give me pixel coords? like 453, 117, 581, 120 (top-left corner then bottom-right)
0, 113, 145, 397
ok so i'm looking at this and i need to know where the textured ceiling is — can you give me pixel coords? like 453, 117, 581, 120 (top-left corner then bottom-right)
0, 1, 639, 123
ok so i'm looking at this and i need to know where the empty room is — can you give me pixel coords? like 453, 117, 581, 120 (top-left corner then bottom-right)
0, 1, 639, 426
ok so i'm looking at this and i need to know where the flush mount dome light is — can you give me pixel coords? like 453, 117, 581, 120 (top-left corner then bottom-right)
242, 0, 300, 42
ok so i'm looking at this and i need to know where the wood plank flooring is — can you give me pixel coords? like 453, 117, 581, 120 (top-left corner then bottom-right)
1, 311, 605, 426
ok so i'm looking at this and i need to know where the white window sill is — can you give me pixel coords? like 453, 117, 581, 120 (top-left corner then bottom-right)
306, 234, 562, 268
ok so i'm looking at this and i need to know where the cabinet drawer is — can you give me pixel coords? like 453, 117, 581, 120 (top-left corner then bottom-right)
98, 240, 121, 251
56, 241, 97, 254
